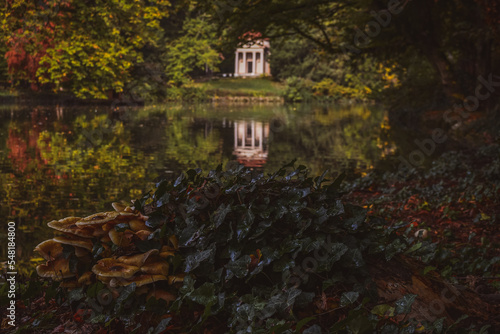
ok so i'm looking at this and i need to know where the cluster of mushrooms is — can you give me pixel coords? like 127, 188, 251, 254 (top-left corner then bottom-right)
34, 203, 182, 303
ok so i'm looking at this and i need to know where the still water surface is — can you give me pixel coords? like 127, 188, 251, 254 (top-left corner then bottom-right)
0, 103, 389, 266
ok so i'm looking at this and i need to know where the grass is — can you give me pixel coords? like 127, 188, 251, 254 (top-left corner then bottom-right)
199, 77, 284, 97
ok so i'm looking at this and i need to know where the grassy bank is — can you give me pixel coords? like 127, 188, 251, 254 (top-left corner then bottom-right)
198, 77, 284, 97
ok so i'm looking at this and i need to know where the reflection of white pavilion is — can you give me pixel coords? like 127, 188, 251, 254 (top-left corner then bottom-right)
233, 121, 269, 167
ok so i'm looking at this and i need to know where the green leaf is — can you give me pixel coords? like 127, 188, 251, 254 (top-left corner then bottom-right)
371, 304, 394, 317
303, 324, 322, 334
114, 283, 136, 313
152, 318, 172, 334
340, 291, 359, 307
405, 242, 422, 254
185, 244, 215, 272
295, 317, 316, 332
328, 172, 345, 193
189, 282, 217, 306
315, 169, 329, 189
145, 214, 166, 229
394, 294, 417, 315
226, 255, 251, 279
236, 208, 255, 241
68, 288, 84, 303
326, 243, 349, 268
423, 266, 436, 275
211, 203, 231, 229
87, 282, 105, 298
432, 317, 445, 333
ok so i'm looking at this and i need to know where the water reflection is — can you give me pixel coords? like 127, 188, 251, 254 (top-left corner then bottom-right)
0, 103, 391, 267
234, 121, 269, 167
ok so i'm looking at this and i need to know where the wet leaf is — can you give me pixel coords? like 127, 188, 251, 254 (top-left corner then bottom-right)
340, 291, 359, 307
152, 317, 172, 334
394, 294, 417, 315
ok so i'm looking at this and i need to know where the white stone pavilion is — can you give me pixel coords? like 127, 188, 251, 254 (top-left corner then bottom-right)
234, 39, 270, 77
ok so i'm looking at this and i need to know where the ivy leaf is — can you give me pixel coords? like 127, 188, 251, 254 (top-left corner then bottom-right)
371, 304, 394, 317
226, 255, 251, 279
87, 282, 105, 298
394, 294, 417, 315
186, 168, 202, 181
315, 170, 329, 189
174, 173, 185, 188
189, 282, 217, 306
146, 214, 166, 229
295, 317, 316, 332
327, 172, 345, 194
211, 203, 231, 229
68, 288, 84, 303
185, 243, 215, 272
326, 243, 349, 268
405, 242, 422, 254
152, 318, 172, 334
303, 324, 322, 334
114, 283, 136, 313
236, 208, 255, 241
340, 291, 359, 307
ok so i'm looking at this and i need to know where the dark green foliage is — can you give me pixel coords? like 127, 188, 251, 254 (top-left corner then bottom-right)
126, 162, 420, 332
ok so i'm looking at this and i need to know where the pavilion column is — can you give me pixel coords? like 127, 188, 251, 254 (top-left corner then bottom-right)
234, 122, 238, 148
252, 51, 256, 75
251, 121, 255, 148
259, 124, 263, 150
242, 123, 246, 147
243, 52, 247, 75
260, 50, 264, 74
234, 51, 239, 77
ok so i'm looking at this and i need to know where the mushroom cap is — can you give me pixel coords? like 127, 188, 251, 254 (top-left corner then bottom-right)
135, 230, 152, 241
168, 235, 179, 250
117, 249, 159, 267
74, 246, 91, 258
129, 219, 149, 232
102, 221, 121, 232
112, 202, 127, 212
34, 239, 64, 261
96, 275, 112, 284
159, 250, 176, 259
140, 258, 169, 276
36, 258, 75, 280
100, 234, 112, 243
112, 202, 141, 217
92, 227, 107, 238
53, 235, 93, 250
159, 246, 176, 259
76, 211, 120, 226
47, 217, 94, 238
78, 271, 94, 285
121, 274, 168, 287
108, 229, 133, 247
167, 274, 185, 285
92, 258, 139, 278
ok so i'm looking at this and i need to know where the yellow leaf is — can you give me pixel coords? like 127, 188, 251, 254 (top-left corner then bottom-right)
480, 212, 491, 221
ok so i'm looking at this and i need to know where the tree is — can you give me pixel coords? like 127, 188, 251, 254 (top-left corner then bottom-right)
164, 8, 222, 86
212, 0, 498, 105
2, 0, 170, 99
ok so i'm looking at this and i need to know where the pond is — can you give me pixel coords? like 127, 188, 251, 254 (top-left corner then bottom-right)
0, 102, 391, 270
